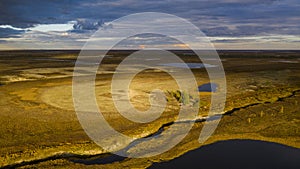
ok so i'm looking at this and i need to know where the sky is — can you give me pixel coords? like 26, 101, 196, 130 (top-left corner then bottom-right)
0, 0, 299, 50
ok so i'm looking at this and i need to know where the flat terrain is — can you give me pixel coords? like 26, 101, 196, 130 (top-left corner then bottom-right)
0, 50, 299, 168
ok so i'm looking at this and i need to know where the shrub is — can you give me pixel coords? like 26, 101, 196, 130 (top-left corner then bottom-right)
168, 90, 190, 105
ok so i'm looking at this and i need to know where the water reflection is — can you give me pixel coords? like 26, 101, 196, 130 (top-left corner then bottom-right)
150, 139, 300, 169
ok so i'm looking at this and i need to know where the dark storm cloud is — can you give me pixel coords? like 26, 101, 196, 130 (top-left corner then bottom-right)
71, 19, 104, 33
0, 28, 25, 38
204, 24, 300, 37
0, 0, 75, 28
202, 27, 234, 36
0, 0, 299, 38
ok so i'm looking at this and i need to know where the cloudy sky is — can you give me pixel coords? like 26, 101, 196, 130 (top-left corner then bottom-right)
0, 0, 299, 50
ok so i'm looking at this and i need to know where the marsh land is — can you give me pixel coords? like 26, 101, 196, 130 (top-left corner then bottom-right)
0, 50, 299, 168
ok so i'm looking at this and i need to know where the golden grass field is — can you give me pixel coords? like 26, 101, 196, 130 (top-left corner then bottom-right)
0, 50, 299, 168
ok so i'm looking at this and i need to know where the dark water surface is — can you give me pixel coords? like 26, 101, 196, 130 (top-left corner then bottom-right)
159, 63, 217, 69
69, 139, 300, 169
150, 139, 300, 169
70, 153, 126, 165
198, 83, 218, 92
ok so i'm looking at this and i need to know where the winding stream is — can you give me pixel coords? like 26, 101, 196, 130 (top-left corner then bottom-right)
1, 90, 299, 168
